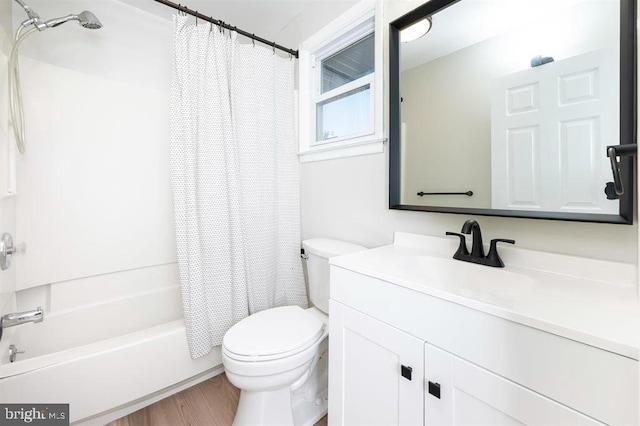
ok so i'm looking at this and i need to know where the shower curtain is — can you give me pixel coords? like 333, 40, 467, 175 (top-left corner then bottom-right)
170, 15, 307, 359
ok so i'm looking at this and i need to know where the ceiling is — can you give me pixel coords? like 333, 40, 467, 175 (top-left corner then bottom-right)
400, 0, 615, 71
117, 0, 358, 48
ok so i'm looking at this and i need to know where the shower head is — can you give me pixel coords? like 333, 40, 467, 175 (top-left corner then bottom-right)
14, 0, 103, 31
44, 11, 103, 30
77, 11, 103, 30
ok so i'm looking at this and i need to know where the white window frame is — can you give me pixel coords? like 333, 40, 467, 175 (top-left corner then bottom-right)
298, 0, 384, 163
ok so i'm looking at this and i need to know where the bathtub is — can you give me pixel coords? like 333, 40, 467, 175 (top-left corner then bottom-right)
0, 266, 222, 425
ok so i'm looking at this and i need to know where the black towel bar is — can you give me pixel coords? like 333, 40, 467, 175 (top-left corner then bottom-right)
417, 191, 473, 197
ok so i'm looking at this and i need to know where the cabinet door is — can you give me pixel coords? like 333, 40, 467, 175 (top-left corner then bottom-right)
328, 300, 424, 426
424, 343, 603, 426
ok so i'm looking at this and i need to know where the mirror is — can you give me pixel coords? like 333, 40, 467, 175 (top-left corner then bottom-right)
389, 0, 635, 224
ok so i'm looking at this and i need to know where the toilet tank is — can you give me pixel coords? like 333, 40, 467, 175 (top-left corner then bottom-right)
302, 238, 366, 314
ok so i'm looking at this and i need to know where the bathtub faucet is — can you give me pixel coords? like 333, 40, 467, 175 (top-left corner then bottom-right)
0, 307, 43, 341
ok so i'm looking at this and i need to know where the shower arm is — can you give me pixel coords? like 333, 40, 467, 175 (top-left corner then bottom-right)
13, 0, 48, 30
14, 0, 38, 19
15, 0, 40, 19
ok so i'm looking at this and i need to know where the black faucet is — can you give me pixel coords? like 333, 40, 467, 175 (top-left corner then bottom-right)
446, 220, 515, 268
461, 219, 484, 258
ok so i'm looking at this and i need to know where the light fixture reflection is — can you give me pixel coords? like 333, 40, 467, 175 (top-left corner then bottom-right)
401, 17, 432, 43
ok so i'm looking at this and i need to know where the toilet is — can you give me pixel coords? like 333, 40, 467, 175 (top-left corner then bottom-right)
222, 238, 366, 426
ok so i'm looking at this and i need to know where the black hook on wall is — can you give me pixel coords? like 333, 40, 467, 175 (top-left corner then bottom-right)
605, 143, 637, 199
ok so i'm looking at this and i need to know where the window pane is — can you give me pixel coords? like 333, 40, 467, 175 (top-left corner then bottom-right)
322, 33, 374, 93
316, 85, 371, 142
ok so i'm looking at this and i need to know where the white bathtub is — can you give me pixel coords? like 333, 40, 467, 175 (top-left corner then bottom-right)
0, 266, 222, 424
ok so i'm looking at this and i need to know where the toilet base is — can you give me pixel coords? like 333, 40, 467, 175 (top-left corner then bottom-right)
234, 387, 294, 426
292, 342, 328, 426
230, 340, 329, 426
292, 388, 328, 426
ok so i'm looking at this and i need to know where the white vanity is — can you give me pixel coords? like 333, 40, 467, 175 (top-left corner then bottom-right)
327, 232, 638, 425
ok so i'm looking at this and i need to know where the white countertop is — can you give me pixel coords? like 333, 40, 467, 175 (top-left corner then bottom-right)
330, 232, 639, 359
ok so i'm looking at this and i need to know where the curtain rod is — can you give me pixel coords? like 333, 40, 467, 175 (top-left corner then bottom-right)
153, 0, 299, 58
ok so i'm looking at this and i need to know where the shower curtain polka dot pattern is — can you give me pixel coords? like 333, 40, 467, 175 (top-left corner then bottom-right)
170, 15, 307, 359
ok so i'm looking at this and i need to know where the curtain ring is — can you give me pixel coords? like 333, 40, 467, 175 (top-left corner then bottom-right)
219, 20, 223, 33
210, 21, 213, 33
252, 36, 255, 47
273, 42, 276, 55
195, 13, 198, 26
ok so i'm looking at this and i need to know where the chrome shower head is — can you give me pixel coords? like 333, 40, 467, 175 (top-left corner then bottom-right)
77, 11, 102, 30
14, 0, 103, 31
44, 11, 102, 30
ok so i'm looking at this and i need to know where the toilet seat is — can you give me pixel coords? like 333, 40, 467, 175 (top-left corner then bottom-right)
222, 306, 324, 362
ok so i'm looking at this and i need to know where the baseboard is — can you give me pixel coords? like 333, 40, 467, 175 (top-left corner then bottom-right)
74, 365, 225, 426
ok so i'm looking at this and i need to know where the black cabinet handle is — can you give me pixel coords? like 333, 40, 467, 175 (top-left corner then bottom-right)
401, 365, 412, 381
428, 381, 441, 399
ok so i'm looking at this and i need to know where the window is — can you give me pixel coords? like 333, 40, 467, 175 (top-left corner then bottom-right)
298, 1, 383, 162
316, 84, 371, 141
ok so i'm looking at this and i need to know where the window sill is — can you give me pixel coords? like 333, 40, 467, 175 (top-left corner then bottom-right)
298, 137, 385, 163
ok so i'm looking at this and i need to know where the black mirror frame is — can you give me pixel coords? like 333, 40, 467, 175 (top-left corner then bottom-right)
389, 0, 636, 224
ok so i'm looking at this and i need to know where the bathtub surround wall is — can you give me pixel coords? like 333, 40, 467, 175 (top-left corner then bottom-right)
0, 0, 12, 309
299, 0, 638, 265
2, 0, 219, 421
0, 0, 19, 368
0, 0, 10, 36
13, 0, 175, 291
171, 15, 306, 359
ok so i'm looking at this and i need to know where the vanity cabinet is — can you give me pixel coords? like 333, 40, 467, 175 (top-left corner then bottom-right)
327, 243, 638, 426
329, 300, 605, 426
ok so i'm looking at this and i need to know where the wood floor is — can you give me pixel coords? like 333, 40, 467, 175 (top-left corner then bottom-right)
108, 373, 328, 426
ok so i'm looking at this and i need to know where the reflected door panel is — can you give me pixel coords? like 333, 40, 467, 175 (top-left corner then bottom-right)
491, 49, 618, 214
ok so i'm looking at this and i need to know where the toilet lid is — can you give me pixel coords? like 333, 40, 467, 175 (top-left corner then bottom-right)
223, 306, 324, 358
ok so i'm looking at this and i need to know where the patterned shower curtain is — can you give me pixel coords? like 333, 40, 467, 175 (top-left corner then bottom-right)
170, 15, 307, 359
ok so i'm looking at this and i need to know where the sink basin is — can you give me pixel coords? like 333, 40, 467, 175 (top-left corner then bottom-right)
394, 256, 535, 300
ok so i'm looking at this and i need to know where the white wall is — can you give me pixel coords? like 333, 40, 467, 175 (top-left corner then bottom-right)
10, 0, 181, 323
299, 0, 638, 264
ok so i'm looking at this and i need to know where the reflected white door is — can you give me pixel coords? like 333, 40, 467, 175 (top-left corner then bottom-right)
491, 49, 618, 213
